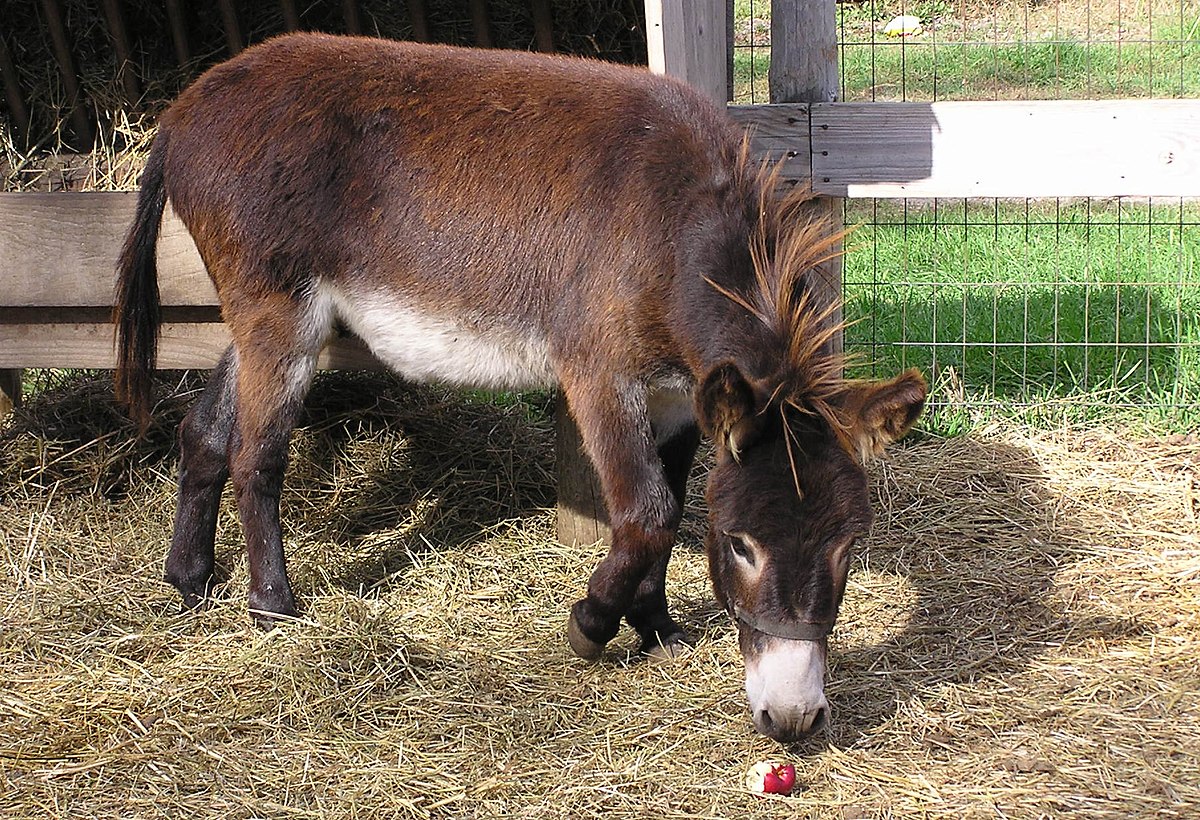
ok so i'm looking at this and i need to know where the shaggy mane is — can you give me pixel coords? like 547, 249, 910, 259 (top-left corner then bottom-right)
707, 153, 862, 467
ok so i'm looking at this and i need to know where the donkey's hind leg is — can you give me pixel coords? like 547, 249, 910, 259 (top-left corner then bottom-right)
227, 314, 325, 626
164, 347, 238, 610
624, 424, 700, 658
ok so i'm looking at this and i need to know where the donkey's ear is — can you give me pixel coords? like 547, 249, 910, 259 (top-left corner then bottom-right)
697, 363, 767, 463
836, 368, 927, 460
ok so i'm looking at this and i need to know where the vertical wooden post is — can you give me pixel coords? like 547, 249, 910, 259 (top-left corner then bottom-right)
406, 0, 430, 41
100, 0, 141, 106
555, 394, 610, 546
531, 0, 554, 52
0, 33, 30, 148
280, 0, 301, 32
645, 0, 729, 104
554, 2, 729, 548
341, 0, 363, 35
769, 0, 842, 347
39, 0, 94, 147
0, 370, 21, 420
469, 0, 492, 48
216, 0, 244, 54
164, 0, 190, 65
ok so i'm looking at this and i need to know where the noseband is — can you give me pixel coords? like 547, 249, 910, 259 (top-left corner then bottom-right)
730, 603, 834, 642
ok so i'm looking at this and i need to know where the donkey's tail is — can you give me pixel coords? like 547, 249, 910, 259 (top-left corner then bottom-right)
114, 131, 169, 428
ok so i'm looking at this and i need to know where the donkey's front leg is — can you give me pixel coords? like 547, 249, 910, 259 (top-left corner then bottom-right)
561, 379, 684, 660
623, 424, 700, 658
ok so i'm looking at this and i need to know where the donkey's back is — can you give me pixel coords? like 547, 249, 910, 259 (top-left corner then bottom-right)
146, 34, 742, 396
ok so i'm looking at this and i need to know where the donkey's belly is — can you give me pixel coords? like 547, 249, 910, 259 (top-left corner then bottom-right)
323, 285, 557, 390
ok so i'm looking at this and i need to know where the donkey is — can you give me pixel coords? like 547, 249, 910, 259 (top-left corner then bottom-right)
115, 33, 925, 742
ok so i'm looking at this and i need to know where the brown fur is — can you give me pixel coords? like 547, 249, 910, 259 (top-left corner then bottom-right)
113, 33, 926, 742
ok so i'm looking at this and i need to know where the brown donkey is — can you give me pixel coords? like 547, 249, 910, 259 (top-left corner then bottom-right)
115, 33, 926, 742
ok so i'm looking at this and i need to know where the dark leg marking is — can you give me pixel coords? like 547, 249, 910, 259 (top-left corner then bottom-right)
626, 424, 700, 658
164, 347, 237, 610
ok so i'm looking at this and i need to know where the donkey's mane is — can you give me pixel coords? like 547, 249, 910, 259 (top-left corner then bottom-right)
707, 153, 861, 468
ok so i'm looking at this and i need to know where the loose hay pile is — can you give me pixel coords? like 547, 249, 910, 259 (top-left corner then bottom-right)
1, 372, 1198, 819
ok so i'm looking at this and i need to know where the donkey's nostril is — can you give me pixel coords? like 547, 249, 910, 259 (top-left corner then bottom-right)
753, 708, 778, 738
807, 705, 829, 735
754, 705, 830, 742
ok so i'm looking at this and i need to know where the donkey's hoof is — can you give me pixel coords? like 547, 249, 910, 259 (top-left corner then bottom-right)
567, 610, 606, 660
178, 590, 211, 612
247, 588, 298, 630
640, 631, 694, 661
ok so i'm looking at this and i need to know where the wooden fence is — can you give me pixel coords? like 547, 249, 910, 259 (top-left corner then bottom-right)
2, 0, 1199, 539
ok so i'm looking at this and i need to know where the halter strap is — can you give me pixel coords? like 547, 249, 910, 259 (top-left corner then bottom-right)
731, 603, 834, 642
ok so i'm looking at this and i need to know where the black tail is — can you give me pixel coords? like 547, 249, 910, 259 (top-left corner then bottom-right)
114, 131, 169, 427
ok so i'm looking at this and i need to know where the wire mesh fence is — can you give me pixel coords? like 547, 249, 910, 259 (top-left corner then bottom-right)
733, 0, 1200, 430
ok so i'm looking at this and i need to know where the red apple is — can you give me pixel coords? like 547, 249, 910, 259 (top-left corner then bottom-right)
745, 761, 797, 796
762, 763, 796, 795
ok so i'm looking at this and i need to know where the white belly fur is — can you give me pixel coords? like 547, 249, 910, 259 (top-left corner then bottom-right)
322, 283, 557, 390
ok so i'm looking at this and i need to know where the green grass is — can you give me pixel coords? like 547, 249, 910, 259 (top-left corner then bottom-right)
731, 6, 1200, 431
733, 11, 1200, 102
842, 200, 1200, 431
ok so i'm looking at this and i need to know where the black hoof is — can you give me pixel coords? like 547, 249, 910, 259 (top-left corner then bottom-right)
639, 631, 694, 660
247, 587, 297, 630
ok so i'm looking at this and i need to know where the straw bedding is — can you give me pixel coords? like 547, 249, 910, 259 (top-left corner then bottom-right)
1, 371, 1197, 819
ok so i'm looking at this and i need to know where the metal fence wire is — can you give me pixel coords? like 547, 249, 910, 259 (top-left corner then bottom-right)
733, 0, 1200, 430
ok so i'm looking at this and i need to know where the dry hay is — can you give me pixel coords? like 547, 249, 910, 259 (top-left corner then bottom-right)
1, 371, 1197, 818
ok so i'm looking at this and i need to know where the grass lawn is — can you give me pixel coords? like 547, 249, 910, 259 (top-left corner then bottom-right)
733, 1, 1200, 431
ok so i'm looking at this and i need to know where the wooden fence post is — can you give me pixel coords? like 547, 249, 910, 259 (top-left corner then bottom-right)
769, 0, 842, 348
554, 2, 729, 547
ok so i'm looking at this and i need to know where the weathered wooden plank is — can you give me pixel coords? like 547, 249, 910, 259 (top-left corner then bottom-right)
727, 104, 810, 183
0, 193, 214, 308
769, 0, 838, 105
645, 0, 729, 105
812, 100, 1200, 199
0, 323, 383, 371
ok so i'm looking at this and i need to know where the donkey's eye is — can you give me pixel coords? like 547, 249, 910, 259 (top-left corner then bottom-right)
725, 532, 757, 566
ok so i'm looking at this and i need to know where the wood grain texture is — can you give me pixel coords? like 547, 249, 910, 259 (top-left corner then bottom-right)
645, 0, 729, 105
554, 393, 611, 547
812, 100, 1200, 198
769, 0, 838, 104
728, 104, 810, 183
0, 323, 384, 370
0, 192, 214, 307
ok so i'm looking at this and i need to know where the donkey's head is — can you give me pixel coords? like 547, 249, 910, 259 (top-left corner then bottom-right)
698, 364, 925, 741
694, 176, 926, 741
